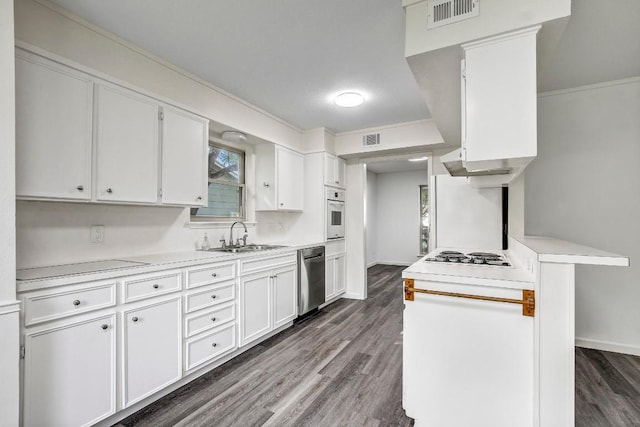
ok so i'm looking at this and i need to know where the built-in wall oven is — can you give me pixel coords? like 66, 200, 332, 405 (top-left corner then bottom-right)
326, 188, 345, 240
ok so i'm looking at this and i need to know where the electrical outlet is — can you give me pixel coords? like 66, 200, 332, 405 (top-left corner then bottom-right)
90, 225, 105, 243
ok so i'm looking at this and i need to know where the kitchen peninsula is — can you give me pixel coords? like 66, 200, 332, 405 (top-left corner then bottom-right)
402, 235, 629, 426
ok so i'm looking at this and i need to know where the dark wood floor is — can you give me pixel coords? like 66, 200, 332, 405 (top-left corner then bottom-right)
116, 264, 640, 427
117, 264, 412, 427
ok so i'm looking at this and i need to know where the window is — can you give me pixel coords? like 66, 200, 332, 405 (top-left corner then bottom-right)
191, 143, 245, 219
420, 184, 429, 255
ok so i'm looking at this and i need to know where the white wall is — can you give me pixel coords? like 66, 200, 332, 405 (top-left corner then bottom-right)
373, 170, 428, 265
526, 77, 640, 355
0, 0, 19, 423
435, 175, 502, 250
365, 170, 378, 267
345, 162, 367, 299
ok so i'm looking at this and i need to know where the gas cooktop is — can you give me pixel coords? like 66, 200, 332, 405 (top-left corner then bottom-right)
423, 251, 511, 267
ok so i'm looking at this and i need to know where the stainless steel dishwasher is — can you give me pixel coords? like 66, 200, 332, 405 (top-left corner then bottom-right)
298, 246, 325, 317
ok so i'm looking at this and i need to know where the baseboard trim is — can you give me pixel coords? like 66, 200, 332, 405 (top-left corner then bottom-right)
366, 261, 377, 268
341, 292, 365, 300
375, 261, 413, 267
575, 337, 640, 357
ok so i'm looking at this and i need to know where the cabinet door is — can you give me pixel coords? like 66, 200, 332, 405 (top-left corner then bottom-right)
15, 53, 93, 200
335, 254, 346, 295
335, 157, 346, 187
276, 147, 303, 211
325, 256, 336, 300
161, 107, 208, 206
122, 297, 182, 408
273, 265, 297, 328
239, 271, 272, 346
96, 84, 159, 203
463, 29, 537, 169
23, 314, 116, 427
324, 153, 336, 186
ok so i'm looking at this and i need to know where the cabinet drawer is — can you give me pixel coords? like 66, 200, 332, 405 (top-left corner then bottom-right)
122, 270, 182, 303
186, 262, 236, 289
23, 282, 116, 326
185, 323, 236, 372
184, 302, 235, 338
240, 253, 296, 275
184, 282, 235, 314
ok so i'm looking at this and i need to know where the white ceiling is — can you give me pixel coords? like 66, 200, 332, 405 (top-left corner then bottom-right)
47, 0, 430, 134
45, 0, 640, 140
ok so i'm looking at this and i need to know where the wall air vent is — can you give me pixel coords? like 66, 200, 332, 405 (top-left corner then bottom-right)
362, 133, 381, 147
427, 0, 479, 29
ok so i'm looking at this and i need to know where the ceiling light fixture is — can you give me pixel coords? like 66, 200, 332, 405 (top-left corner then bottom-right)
408, 157, 428, 162
334, 92, 365, 108
220, 130, 247, 143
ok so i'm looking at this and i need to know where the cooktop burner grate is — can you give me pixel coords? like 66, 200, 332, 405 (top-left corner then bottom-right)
424, 251, 511, 267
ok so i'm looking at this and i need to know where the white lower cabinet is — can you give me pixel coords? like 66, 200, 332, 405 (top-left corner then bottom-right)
273, 265, 297, 328
121, 296, 182, 408
239, 261, 297, 347
184, 323, 236, 372
23, 313, 116, 427
325, 253, 346, 300
239, 271, 271, 346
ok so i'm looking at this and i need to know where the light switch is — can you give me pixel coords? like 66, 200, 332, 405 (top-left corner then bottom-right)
90, 225, 105, 243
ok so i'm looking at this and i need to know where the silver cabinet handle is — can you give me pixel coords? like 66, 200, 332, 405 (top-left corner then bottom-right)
211, 343, 217, 347
132, 316, 139, 322
197, 196, 202, 201
101, 324, 109, 330
106, 188, 113, 194
211, 295, 217, 299
211, 273, 217, 277
335, 180, 339, 184
280, 203, 284, 206
76, 185, 84, 191
211, 317, 216, 322
263, 182, 270, 188
72, 300, 80, 306
153, 284, 159, 289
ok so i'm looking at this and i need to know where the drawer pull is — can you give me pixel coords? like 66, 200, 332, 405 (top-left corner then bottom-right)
101, 324, 109, 330
211, 273, 217, 277
211, 295, 217, 299
132, 316, 139, 323
72, 300, 81, 306
211, 343, 217, 347
76, 185, 84, 191
211, 317, 216, 322
106, 188, 113, 194
153, 284, 159, 289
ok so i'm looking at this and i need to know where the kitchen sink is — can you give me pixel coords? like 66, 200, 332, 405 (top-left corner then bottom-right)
208, 244, 287, 253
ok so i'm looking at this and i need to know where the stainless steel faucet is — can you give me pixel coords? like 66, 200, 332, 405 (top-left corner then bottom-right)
229, 221, 248, 247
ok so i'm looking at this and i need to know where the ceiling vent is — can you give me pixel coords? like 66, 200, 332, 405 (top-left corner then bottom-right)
427, 0, 479, 29
362, 133, 381, 147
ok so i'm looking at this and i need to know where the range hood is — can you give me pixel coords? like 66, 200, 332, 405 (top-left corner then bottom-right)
440, 148, 512, 177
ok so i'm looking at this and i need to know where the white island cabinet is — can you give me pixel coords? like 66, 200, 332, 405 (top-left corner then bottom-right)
402, 236, 629, 427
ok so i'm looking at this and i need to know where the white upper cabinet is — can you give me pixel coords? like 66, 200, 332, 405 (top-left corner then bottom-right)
160, 107, 208, 206
15, 52, 93, 200
255, 144, 303, 211
461, 26, 539, 172
324, 153, 346, 188
276, 147, 304, 211
95, 84, 159, 204
15, 47, 209, 207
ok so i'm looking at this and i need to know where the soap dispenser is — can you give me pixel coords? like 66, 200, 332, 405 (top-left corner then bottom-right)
202, 233, 210, 251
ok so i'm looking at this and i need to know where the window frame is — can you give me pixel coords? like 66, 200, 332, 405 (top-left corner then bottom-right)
419, 184, 430, 256
191, 142, 246, 221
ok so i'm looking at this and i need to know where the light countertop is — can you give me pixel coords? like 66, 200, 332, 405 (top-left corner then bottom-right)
16, 241, 327, 293
515, 235, 630, 266
402, 251, 536, 290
